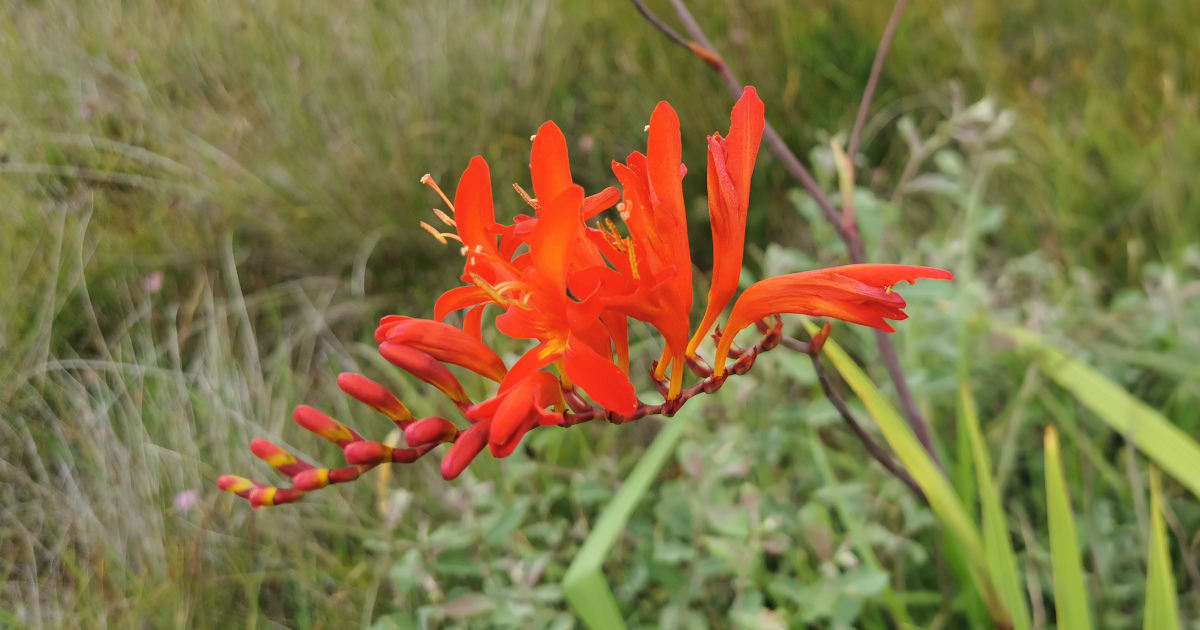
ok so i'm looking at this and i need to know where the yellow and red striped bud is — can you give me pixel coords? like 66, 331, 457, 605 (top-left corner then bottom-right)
292, 405, 362, 448
379, 343, 470, 405
337, 373, 414, 426
218, 474, 264, 499
248, 486, 305, 509
403, 416, 459, 447
293, 465, 372, 491
249, 438, 314, 478
291, 468, 331, 491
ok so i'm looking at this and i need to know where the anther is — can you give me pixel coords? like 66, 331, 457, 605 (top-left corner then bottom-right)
420, 174, 454, 211
420, 221, 448, 244
644, 125, 650, 132
432, 208, 457, 228
512, 183, 538, 209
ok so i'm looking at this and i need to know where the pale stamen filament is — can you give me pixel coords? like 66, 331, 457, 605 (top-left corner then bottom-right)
432, 208, 456, 228
420, 221, 463, 245
420, 174, 454, 211
627, 239, 640, 280
512, 183, 538, 210
470, 274, 534, 311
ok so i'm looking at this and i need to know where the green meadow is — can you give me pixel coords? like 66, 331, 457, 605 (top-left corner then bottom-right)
2, 0, 1199, 628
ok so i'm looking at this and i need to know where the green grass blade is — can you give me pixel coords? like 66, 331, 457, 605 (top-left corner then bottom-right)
1043, 427, 1091, 630
1000, 325, 1200, 500
562, 407, 693, 629
1144, 467, 1180, 630
961, 384, 1031, 630
802, 320, 999, 616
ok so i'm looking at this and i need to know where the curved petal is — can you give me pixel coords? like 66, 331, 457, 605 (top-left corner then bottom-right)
531, 121, 573, 205
435, 285, 491, 321
582, 186, 621, 220
381, 318, 507, 382
453, 156, 497, 256
529, 185, 585, 296
378, 342, 470, 404
712, 265, 954, 375
563, 336, 637, 414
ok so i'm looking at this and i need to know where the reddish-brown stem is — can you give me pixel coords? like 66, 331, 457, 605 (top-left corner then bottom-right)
810, 350, 927, 504
631, 0, 942, 471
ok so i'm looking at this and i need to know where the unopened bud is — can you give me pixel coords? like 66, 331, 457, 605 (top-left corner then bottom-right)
403, 416, 458, 447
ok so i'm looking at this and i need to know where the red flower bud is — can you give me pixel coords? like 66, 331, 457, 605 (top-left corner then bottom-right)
293, 405, 361, 448
403, 417, 459, 447
249, 438, 313, 478
337, 373, 413, 425
441, 419, 491, 481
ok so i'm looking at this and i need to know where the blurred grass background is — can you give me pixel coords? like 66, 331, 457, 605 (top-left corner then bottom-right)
1, 0, 1198, 628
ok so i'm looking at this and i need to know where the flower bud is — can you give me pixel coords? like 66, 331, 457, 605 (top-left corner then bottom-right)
403, 417, 459, 447
337, 373, 413, 425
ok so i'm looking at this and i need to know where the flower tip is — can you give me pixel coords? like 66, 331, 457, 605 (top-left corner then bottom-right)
218, 475, 256, 494
292, 468, 331, 491
403, 416, 459, 447
343, 441, 393, 466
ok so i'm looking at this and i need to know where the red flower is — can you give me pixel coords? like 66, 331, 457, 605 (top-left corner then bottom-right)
219, 86, 955, 509
712, 264, 955, 376
687, 87, 765, 358
605, 102, 693, 399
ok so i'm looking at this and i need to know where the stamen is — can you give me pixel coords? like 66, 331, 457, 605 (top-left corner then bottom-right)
512, 183, 538, 209
601, 218, 627, 253
420, 221, 447, 244
627, 239, 640, 280
616, 201, 631, 221
643, 124, 650, 132
420, 174, 454, 211
470, 274, 534, 311
530, 134, 537, 141
432, 208, 456, 228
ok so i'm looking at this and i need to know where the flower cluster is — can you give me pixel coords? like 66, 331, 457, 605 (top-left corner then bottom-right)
219, 87, 952, 507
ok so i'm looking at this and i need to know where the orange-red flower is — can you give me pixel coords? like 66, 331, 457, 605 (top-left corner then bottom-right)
219, 86, 955, 509
688, 87, 765, 358
604, 101, 693, 398
712, 264, 955, 376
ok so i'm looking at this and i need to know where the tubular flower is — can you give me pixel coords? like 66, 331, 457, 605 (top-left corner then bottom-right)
606, 101, 693, 398
687, 87, 765, 358
220, 86, 954, 508
712, 265, 955, 376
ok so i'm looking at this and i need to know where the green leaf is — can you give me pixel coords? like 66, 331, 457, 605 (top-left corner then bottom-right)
961, 384, 1031, 630
1043, 427, 1091, 630
562, 407, 694, 630
1001, 325, 1200, 500
802, 320, 998, 616
1144, 467, 1180, 630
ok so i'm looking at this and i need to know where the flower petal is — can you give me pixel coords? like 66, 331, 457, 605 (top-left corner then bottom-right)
563, 335, 637, 414
712, 264, 953, 375
379, 342, 470, 404
531, 121, 573, 205
381, 318, 507, 382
